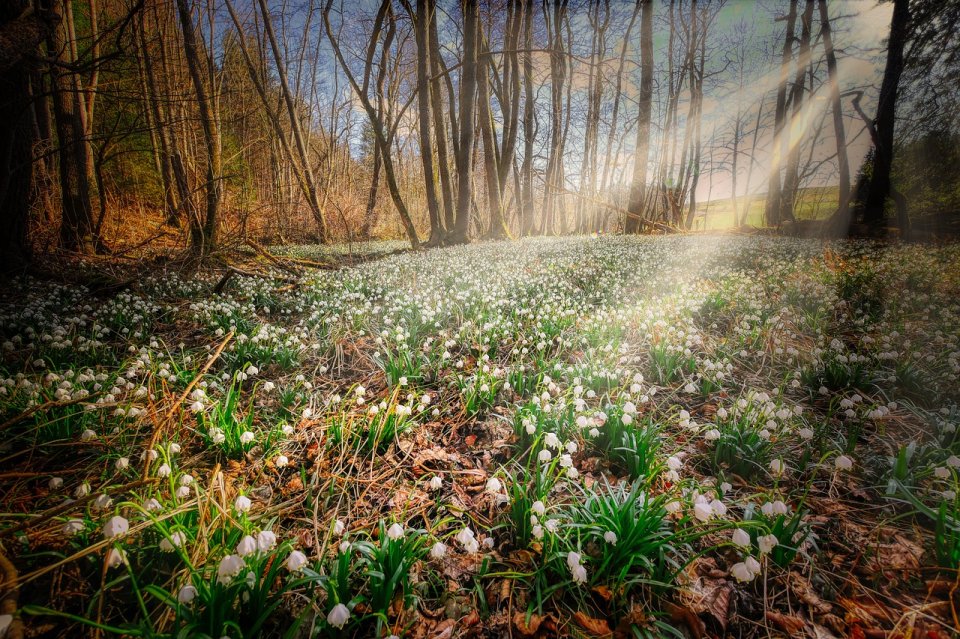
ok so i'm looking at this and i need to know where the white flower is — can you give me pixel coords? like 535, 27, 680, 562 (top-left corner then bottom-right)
235, 495, 252, 513
711, 499, 727, 517
387, 523, 405, 540
798, 428, 814, 440
115, 457, 129, 471
935, 466, 951, 480
106, 547, 127, 569
566, 551, 582, 570
545, 519, 559, 533
48, 477, 63, 490
769, 459, 785, 475
285, 549, 308, 571
456, 527, 479, 553
532, 524, 544, 540
537, 449, 552, 463
275, 455, 289, 468
263, 381, 275, 392
160, 530, 187, 551
327, 603, 351, 629
175, 485, 191, 499
246, 365, 259, 376
667, 456, 682, 471
179, 474, 194, 486
333, 519, 346, 536
603, 531, 618, 545
80, 429, 97, 442
398, 376, 408, 386
239, 431, 255, 444
236, 535, 257, 557
571, 563, 588, 584
544, 432, 560, 449
217, 554, 245, 583
745, 555, 762, 575
732, 529, 751, 548
704, 429, 721, 442
758, 534, 779, 554
177, 584, 197, 604
532, 500, 546, 517
257, 530, 277, 551
730, 561, 755, 582
63, 519, 84, 536
693, 501, 714, 522
157, 463, 171, 478
834, 455, 853, 471
103, 516, 129, 539
144, 497, 162, 511
430, 542, 447, 559
429, 475, 443, 491
947, 455, 960, 468
485, 477, 502, 493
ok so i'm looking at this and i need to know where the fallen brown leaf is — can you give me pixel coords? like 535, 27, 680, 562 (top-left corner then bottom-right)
765, 610, 807, 634
665, 602, 706, 639
786, 572, 832, 614
513, 611, 543, 637
573, 611, 613, 637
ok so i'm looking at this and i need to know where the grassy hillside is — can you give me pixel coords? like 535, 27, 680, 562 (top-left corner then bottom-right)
693, 185, 841, 229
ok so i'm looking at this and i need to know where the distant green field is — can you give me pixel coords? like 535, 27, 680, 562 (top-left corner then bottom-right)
693, 186, 841, 230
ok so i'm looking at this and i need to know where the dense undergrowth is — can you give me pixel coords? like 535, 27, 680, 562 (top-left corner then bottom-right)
0, 236, 958, 638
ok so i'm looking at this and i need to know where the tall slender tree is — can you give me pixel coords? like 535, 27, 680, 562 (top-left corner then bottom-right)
626, 1, 653, 233
175, 0, 223, 253
449, 0, 479, 244
858, 0, 910, 228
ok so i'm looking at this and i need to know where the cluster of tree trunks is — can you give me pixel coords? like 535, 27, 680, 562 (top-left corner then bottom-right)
0, 0, 939, 274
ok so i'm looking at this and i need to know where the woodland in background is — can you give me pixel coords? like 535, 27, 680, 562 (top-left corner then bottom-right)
1, 0, 959, 272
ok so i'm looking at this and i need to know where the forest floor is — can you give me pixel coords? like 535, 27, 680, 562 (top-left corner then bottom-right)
1, 235, 959, 639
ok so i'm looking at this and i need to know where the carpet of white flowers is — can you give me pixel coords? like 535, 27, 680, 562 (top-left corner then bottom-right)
1, 236, 959, 639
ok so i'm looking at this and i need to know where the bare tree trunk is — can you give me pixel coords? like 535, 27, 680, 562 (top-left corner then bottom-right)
47, 0, 96, 253
323, 0, 420, 248
478, 30, 506, 239
363, 137, 382, 238
684, 4, 706, 229
520, 0, 535, 236
740, 95, 765, 226
0, 3, 49, 272
780, 0, 814, 224
626, 0, 653, 234
819, 0, 849, 228
449, 0, 479, 244
599, 1, 640, 224
411, 0, 444, 245
764, 0, 796, 227
859, 0, 909, 229
175, 0, 222, 254
495, 0, 522, 231
256, 0, 329, 243
541, 0, 568, 236
428, 2, 454, 232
